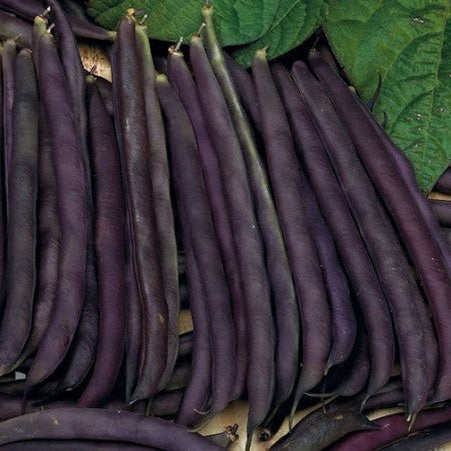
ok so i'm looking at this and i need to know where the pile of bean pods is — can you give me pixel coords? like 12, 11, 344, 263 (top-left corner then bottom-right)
0, 0, 450, 450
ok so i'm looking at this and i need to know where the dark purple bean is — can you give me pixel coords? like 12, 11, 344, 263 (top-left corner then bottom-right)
269, 405, 378, 450
0, 50, 4, 302
109, 44, 141, 403
0, 10, 32, 48
253, 50, 330, 416
167, 45, 247, 400
190, 32, 274, 447
0, 408, 224, 450
135, 21, 178, 395
330, 404, 451, 450
223, 51, 261, 132
435, 168, 451, 194
26, 27, 88, 388
77, 82, 125, 407
353, 94, 451, 273
292, 60, 435, 420
0, 49, 38, 376
442, 227, 451, 248
2, 39, 16, 205
309, 50, 451, 402
156, 73, 235, 416
202, 6, 295, 427
176, 233, 211, 428
300, 171, 355, 370
0, 0, 116, 41
114, 13, 167, 403
271, 62, 394, 399
429, 199, 451, 227
380, 421, 451, 450
16, 109, 60, 368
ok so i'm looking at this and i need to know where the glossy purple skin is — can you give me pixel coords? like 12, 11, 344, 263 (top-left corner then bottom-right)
331, 405, 451, 450
253, 51, 329, 412
190, 33, 275, 446
26, 31, 88, 388
309, 50, 451, 402
18, 111, 60, 368
157, 74, 236, 416
0, 408, 224, 450
77, 83, 125, 407
202, 9, 293, 436
114, 15, 167, 403
355, 93, 451, 274
271, 62, 394, 399
0, 50, 38, 376
293, 60, 435, 419
167, 48, 247, 400
135, 24, 178, 395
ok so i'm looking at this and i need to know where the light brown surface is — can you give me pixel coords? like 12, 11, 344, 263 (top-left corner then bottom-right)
82, 46, 451, 450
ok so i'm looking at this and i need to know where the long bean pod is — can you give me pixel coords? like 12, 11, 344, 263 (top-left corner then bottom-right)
156, 73, 235, 417
114, 12, 167, 403
135, 20, 177, 394
167, 44, 247, 399
293, 60, 436, 420
253, 50, 330, 416
0, 408, 224, 450
190, 32, 275, 449
271, 62, 394, 400
0, 49, 38, 375
309, 50, 451, 402
26, 27, 88, 388
78, 81, 125, 407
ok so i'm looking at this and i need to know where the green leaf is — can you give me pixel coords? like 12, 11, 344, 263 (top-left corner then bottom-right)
231, 0, 329, 67
325, 0, 451, 192
88, 0, 280, 46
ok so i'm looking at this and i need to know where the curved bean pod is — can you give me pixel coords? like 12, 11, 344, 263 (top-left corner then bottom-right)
292, 60, 435, 419
271, 62, 394, 399
309, 50, 451, 402
0, 408, 224, 450
430, 199, 451, 227
330, 404, 451, 450
77, 82, 125, 407
114, 13, 167, 403
190, 32, 274, 448
253, 50, 330, 416
156, 73, 235, 416
0, 49, 38, 376
167, 45, 247, 400
26, 28, 88, 388
135, 21, 177, 395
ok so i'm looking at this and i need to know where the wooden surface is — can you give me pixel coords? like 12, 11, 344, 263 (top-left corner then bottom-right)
81, 46, 451, 450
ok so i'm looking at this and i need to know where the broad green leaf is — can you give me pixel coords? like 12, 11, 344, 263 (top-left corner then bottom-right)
231, 0, 329, 67
325, 0, 451, 192
88, 0, 279, 46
